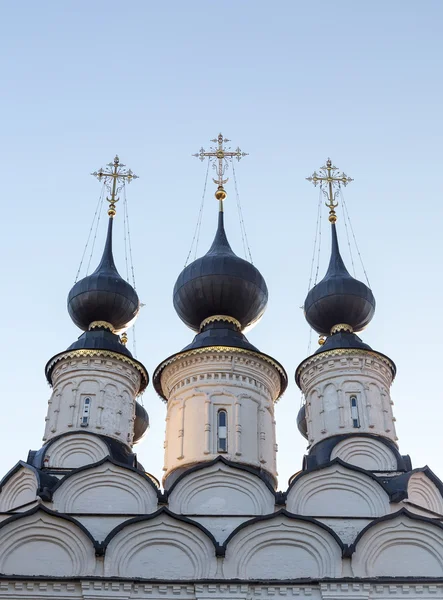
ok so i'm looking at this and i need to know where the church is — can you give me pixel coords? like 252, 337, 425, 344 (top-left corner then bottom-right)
0, 142, 442, 599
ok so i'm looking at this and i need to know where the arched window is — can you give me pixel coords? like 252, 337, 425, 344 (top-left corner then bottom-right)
350, 395, 360, 428
81, 397, 91, 427
217, 409, 228, 452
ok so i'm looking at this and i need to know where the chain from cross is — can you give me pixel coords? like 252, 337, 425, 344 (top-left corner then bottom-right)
193, 133, 248, 190
306, 158, 353, 223
92, 155, 139, 218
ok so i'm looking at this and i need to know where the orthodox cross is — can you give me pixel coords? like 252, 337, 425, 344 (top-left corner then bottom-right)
193, 133, 248, 206
306, 158, 353, 223
92, 155, 139, 217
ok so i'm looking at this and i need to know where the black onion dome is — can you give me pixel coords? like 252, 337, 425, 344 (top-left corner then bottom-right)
133, 401, 150, 444
173, 210, 268, 332
68, 218, 139, 332
304, 224, 375, 335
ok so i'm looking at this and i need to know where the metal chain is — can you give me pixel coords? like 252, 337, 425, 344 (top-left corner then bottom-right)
232, 161, 253, 263
184, 159, 210, 267
86, 189, 105, 275
340, 198, 357, 277
339, 189, 372, 287
74, 185, 105, 282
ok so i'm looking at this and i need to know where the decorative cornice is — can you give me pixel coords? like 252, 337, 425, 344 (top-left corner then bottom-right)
46, 349, 148, 394
296, 348, 396, 382
200, 315, 241, 331
154, 346, 287, 402
89, 320, 115, 333
330, 323, 353, 335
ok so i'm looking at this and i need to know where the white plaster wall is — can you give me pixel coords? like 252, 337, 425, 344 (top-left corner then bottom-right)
298, 351, 397, 447
160, 352, 281, 485
45, 355, 141, 447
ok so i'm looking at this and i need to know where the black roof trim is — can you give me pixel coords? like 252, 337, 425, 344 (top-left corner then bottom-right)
164, 456, 278, 495
49, 456, 159, 499
102, 506, 223, 556
222, 508, 346, 555
2, 575, 443, 584
0, 505, 100, 551
347, 507, 443, 557
286, 458, 395, 499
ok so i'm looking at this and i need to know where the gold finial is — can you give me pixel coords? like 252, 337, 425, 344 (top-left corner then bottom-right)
193, 133, 248, 210
92, 155, 139, 218
318, 335, 326, 346
120, 332, 128, 345
306, 158, 353, 223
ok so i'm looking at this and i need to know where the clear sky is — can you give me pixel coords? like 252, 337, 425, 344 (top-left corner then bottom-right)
1, 1, 442, 488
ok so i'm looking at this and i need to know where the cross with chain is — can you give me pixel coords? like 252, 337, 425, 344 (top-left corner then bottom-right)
306, 158, 353, 223
92, 155, 139, 217
193, 133, 248, 205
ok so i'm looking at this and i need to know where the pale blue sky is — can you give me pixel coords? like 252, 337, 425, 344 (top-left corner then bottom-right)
1, 1, 442, 487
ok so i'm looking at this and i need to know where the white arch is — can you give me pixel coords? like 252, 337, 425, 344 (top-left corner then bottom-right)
53, 461, 158, 514
407, 472, 443, 515
0, 466, 38, 511
45, 433, 108, 469
104, 512, 217, 579
168, 461, 275, 515
0, 510, 95, 576
330, 437, 397, 471
352, 513, 443, 577
287, 463, 390, 517
224, 514, 342, 579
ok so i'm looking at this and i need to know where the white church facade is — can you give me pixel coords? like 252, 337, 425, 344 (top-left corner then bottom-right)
0, 152, 442, 599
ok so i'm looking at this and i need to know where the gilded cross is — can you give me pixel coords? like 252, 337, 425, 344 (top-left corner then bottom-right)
193, 133, 248, 205
92, 155, 139, 217
306, 158, 353, 223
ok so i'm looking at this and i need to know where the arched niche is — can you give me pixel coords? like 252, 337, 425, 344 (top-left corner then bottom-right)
0, 508, 96, 576
407, 471, 443, 515
287, 462, 390, 518
352, 511, 443, 577
53, 459, 158, 514
330, 436, 397, 471
0, 464, 38, 511
104, 511, 218, 579
45, 433, 109, 469
223, 512, 342, 579
168, 460, 275, 516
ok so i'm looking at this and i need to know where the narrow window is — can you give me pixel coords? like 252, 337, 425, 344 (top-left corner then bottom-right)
217, 409, 228, 452
81, 397, 91, 427
350, 395, 360, 428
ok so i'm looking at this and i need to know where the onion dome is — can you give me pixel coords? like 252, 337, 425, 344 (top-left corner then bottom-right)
304, 223, 375, 335
133, 401, 150, 444
173, 209, 268, 332
297, 405, 308, 440
68, 217, 139, 333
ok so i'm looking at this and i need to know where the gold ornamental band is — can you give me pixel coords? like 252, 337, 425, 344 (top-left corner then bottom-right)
330, 323, 353, 335
199, 315, 242, 331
